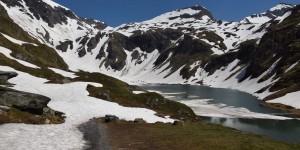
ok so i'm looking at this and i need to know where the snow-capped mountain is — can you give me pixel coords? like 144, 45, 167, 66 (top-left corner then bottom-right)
0, 0, 299, 149
0, 0, 299, 112
241, 3, 295, 24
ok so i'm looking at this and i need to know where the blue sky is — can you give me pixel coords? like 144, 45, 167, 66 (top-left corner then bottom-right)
52, 0, 299, 27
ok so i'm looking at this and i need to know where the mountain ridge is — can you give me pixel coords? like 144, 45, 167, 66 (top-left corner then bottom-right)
0, 0, 299, 111
0, 1, 300, 149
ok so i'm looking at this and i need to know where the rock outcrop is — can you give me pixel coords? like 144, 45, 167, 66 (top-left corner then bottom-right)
0, 71, 18, 84
0, 86, 50, 114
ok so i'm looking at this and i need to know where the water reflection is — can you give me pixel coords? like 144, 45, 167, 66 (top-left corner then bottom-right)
201, 117, 300, 143
141, 84, 300, 143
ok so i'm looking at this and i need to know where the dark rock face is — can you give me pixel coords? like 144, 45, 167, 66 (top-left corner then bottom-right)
1, 0, 107, 31
0, 87, 51, 114
104, 115, 119, 123
0, 71, 18, 84
0, 0, 22, 8
56, 40, 73, 52
96, 48, 106, 60
5, 0, 78, 28
83, 18, 107, 30
134, 118, 146, 123
87, 32, 104, 52
129, 30, 174, 53
78, 47, 87, 58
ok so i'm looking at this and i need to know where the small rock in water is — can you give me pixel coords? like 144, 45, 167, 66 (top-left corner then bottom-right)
104, 115, 119, 123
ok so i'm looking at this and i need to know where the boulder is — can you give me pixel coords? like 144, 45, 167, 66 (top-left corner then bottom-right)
98, 91, 111, 101
0, 87, 51, 114
0, 71, 18, 84
172, 120, 185, 126
0, 105, 10, 115
134, 118, 146, 124
104, 115, 119, 123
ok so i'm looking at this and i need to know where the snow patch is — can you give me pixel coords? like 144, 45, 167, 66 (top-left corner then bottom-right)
269, 91, 300, 109
48, 68, 78, 79
180, 99, 290, 120
285, 61, 299, 73
0, 33, 38, 46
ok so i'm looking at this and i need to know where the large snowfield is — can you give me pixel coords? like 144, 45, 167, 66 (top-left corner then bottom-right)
0, 66, 173, 149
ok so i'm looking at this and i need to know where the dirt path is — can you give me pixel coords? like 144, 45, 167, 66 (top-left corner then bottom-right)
78, 118, 111, 150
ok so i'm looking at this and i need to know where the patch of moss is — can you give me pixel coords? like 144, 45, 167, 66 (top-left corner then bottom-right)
0, 53, 69, 83
0, 107, 64, 125
0, 35, 68, 70
261, 102, 300, 117
74, 71, 196, 120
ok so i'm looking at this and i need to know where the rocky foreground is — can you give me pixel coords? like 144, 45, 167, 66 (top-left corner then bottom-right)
0, 71, 64, 124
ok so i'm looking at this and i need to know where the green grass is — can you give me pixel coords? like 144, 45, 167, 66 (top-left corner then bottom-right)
104, 120, 300, 150
74, 71, 196, 120
0, 107, 64, 125
0, 53, 67, 82
0, 35, 68, 70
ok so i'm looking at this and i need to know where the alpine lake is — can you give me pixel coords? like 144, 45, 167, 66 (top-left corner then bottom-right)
141, 84, 300, 143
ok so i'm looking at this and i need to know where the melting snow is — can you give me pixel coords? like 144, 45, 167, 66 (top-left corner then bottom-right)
285, 61, 299, 73
0, 33, 38, 46
48, 68, 78, 79
269, 91, 300, 109
0, 66, 173, 149
180, 99, 289, 120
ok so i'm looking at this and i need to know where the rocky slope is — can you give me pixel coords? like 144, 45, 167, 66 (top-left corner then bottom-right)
0, 0, 299, 109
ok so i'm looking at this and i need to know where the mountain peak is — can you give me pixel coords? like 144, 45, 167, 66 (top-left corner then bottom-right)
241, 3, 295, 24
145, 5, 213, 23
181, 5, 214, 20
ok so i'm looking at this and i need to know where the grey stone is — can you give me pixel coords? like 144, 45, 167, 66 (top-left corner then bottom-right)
0, 105, 10, 115
45, 119, 50, 124
98, 91, 111, 101
104, 115, 119, 123
0, 105, 10, 111
0, 87, 51, 114
43, 107, 56, 116
134, 118, 146, 124
56, 40, 73, 52
0, 71, 18, 84
172, 120, 185, 126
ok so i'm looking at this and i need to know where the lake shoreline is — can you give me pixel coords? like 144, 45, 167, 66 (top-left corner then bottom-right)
140, 84, 300, 118
141, 84, 300, 143
79, 117, 300, 149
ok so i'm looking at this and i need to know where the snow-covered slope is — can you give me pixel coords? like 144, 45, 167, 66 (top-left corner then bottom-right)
0, 66, 173, 149
241, 3, 295, 24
